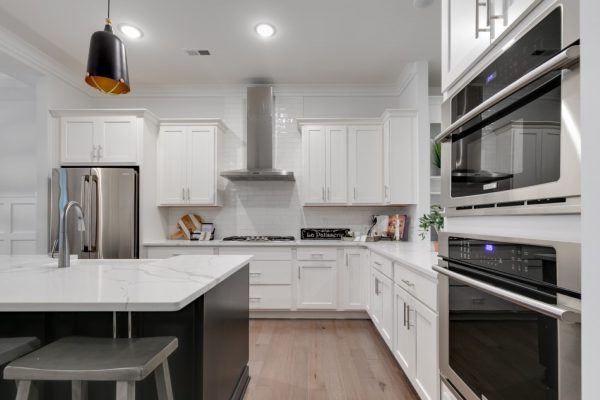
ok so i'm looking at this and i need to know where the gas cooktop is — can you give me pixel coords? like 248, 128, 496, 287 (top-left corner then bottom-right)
222, 236, 296, 242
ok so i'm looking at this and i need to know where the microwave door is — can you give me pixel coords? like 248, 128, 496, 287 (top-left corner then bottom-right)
49, 167, 92, 259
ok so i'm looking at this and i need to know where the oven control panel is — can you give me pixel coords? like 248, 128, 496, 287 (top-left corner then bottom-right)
449, 237, 557, 285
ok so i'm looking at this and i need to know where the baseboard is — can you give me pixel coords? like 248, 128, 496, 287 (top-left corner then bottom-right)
249, 310, 370, 319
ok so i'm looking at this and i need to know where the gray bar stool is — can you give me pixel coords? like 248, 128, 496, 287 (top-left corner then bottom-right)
4, 336, 178, 400
0, 338, 40, 366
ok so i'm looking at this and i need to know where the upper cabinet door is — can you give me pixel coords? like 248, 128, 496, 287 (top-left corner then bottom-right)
187, 126, 216, 205
302, 126, 327, 204
349, 125, 383, 204
385, 113, 417, 205
325, 126, 348, 204
441, 0, 491, 92
157, 126, 187, 205
491, 0, 539, 42
60, 117, 96, 164
96, 116, 138, 164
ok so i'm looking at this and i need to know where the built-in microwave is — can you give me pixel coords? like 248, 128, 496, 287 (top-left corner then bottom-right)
436, 3, 580, 216
434, 233, 581, 400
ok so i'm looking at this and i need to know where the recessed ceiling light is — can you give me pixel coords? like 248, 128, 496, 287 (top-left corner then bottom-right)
118, 24, 143, 39
255, 23, 276, 38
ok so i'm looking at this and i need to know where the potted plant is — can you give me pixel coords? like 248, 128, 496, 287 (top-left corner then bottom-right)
419, 205, 444, 252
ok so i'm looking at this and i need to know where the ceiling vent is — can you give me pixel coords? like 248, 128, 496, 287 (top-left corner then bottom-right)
184, 49, 211, 56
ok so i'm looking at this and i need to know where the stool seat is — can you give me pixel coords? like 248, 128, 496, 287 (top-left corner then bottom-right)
4, 336, 178, 382
0, 337, 40, 366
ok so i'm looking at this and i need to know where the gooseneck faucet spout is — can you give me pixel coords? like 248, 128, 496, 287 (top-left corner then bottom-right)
58, 201, 86, 268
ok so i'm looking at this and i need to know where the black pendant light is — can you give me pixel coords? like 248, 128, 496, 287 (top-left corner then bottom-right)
85, 0, 130, 94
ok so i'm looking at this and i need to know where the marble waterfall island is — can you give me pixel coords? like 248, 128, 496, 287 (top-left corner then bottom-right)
0, 254, 252, 400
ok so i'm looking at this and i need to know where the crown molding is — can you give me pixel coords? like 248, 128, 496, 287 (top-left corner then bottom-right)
49, 108, 161, 126
0, 23, 92, 96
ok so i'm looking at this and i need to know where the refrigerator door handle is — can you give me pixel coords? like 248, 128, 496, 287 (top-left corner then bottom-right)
81, 174, 91, 252
91, 173, 101, 257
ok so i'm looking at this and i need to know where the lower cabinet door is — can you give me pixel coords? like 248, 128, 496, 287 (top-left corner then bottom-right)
380, 273, 394, 348
412, 297, 439, 400
342, 250, 364, 310
394, 284, 415, 374
297, 261, 337, 309
249, 285, 292, 310
370, 269, 382, 326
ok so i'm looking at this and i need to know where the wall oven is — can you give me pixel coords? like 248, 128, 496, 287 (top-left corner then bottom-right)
434, 233, 581, 400
436, 3, 580, 215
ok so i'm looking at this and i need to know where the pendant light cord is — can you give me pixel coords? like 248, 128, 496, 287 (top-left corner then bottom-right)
107, 0, 110, 19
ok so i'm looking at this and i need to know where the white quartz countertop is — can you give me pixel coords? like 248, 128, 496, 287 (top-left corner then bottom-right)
0, 255, 252, 312
143, 240, 439, 278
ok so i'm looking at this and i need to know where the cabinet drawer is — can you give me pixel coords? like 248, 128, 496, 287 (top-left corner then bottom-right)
371, 252, 393, 279
394, 262, 437, 311
249, 285, 292, 310
250, 261, 292, 285
297, 247, 337, 261
219, 247, 292, 260
146, 247, 215, 259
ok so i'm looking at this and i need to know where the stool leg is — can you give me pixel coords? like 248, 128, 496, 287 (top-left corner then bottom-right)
116, 381, 135, 400
72, 381, 88, 400
15, 380, 32, 400
154, 360, 174, 400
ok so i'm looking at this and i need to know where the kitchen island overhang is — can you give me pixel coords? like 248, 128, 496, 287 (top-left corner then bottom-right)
0, 255, 252, 400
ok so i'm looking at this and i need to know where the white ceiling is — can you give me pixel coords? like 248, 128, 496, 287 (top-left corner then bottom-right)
0, 0, 441, 87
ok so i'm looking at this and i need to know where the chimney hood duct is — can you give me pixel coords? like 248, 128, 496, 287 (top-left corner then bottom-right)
221, 86, 295, 181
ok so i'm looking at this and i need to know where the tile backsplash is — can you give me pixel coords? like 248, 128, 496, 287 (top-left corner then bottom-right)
162, 96, 417, 240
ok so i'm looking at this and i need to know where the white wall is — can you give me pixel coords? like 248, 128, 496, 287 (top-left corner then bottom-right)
0, 79, 36, 194
580, 1, 599, 398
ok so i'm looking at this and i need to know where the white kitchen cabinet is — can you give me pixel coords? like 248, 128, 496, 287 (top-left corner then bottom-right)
382, 110, 417, 205
302, 126, 327, 204
369, 267, 382, 326
302, 125, 347, 205
297, 261, 337, 310
491, 0, 539, 42
187, 126, 216, 205
157, 123, 221, 206
371, 268, 393, 348
348, 125, 383, 204
220, 247, 293, 311
59, 115, 138, 165
441, 0, 492, 92
394, 283, 439, 400
145, 246, 216, 258
341, 249, 365, 310
441, 381, 459, 400
394, 283, 415, 373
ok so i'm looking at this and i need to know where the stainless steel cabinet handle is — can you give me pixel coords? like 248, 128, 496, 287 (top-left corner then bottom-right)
182, 188, 185, 201
310, 253, 324, 259
249, 297, 261, 302
401, 279, 415, 287
374, 261, 382, 267
327, 187, 330, 201
322, 187, 325, 201
432, 265, 581, 323
374, 278, 379, 295
384, 185, 389, 200
435, 45, 580, 143
353, 187, 357, 200
345, 253, 349, 267
403, 302, 407, 327
187, 188, 190, 201
249, 272, 262, 277
97, 145, 103, 159
91, 145, 97, 161
475, 0, 490, 38
298, 268, 301, 280
406, 305, 412, 330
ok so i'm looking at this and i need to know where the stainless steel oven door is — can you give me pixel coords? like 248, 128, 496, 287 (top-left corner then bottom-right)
436, 265, 581, 400
439, 2, 580, 215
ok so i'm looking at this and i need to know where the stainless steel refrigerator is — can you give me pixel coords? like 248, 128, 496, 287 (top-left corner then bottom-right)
49, 167, 139, 259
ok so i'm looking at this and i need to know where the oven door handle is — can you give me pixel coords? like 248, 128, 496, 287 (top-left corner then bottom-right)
434, 44, 580, 144
432, 265, 581, 324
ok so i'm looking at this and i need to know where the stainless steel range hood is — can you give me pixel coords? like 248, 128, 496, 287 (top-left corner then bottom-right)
221, 86, 295, 181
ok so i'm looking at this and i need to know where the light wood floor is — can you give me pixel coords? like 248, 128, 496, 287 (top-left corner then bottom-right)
244, 319, 419, 400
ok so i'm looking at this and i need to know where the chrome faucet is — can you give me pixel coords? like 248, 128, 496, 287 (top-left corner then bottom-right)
58, 201, 86, 268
